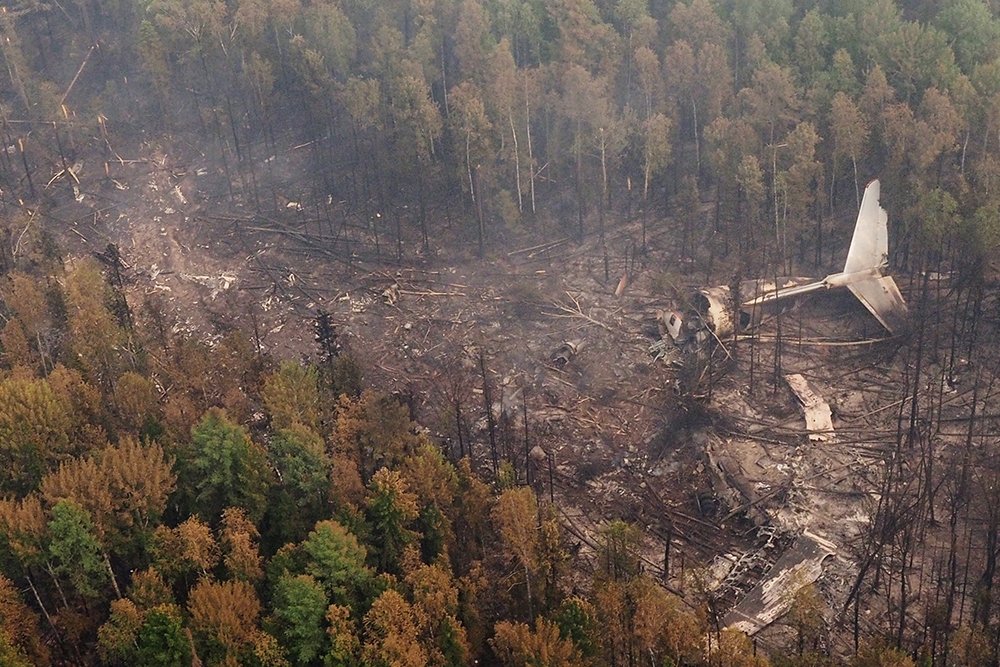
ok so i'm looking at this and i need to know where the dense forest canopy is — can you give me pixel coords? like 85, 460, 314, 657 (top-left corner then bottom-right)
1, 0, 1000, 665
1, 0, 999, 274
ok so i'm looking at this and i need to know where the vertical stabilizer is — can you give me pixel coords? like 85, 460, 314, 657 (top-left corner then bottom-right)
843, 180, 888, 273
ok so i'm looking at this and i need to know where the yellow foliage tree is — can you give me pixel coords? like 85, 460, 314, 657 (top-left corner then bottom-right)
491, 618, 584, 667
47, 364, 105, 450
332, 390, 420, 479
326, 604, 361, 664
1, 271, 53, 371
0, 375, 76, 494
0, 574, 50, 665
631, 576, 704, 665
40, 438, 176, 548
362, 589, 428, 667
406, 563, 471, 665
220, 507, 263, 582
261, 361, 320, 430
713, 629, 771, 667
492, 486, 541, 617
114, 371, 160, 433
187, 579, 261, 662
152, 516, 220, 582
65, 258, 125, 388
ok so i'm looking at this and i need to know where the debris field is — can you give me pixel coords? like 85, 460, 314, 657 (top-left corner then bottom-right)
35, 140, 994, 652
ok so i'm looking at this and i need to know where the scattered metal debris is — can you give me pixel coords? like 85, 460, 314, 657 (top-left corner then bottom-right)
705, 438, 775, 527
179, 271, 237, 297
648, 338, 681, 366
381, 282, 400, 305
551, 339, 584, 367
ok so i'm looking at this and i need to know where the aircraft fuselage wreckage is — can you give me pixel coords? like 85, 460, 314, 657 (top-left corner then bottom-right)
665, 180, 908, 347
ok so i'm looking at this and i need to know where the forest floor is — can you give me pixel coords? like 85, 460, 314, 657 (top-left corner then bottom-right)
33, 133, 986, 653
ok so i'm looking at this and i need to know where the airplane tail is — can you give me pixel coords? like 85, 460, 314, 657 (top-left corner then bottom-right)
739, 177, 908, 334
843, 180, 889, 274
842, 179, 908, 333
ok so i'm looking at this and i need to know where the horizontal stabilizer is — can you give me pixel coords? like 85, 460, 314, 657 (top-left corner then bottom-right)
846, 276, 908, 334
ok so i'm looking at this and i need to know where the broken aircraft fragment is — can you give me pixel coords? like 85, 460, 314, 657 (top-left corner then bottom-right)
784, 374, 834, 442
705, 438, 773, 526
668, 180, 908, 345
551, 339, 584, 367
724, 530, 837, 636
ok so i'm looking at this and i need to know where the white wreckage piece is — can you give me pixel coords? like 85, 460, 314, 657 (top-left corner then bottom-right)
784, 374, 834, 442
663, 180, 908, 346
724, 530, 837, 636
